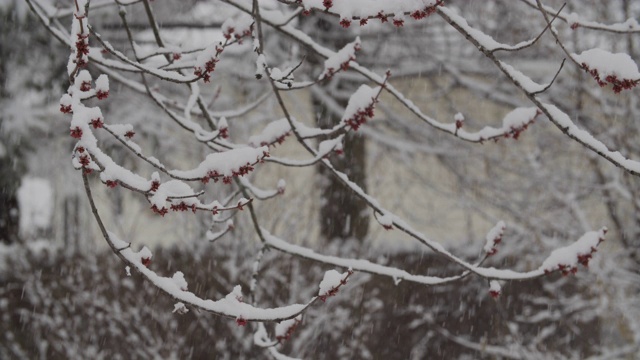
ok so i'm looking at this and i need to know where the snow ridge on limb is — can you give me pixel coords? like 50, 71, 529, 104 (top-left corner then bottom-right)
263, 226, 607, 283
262, 228, 472, 285
59, 0, 330, 325
224, 0, 546, 144
102, 231, 315, 322
519, 0, 640, 34
247, 0, 609, 284
39, 0, 619, 354
433, 3, 640, 177
573, 48, 640, 93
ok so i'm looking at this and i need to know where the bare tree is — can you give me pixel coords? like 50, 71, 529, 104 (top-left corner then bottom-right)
22, 0, 640, 357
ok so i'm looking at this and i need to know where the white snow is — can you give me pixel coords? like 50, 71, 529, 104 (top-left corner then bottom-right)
95, 74, 109, 92
299, 0, 441, 20
217, 117, 228, 136
106, 231, 311, 321
105, 124, 133, 138
275, 315, 302, 340
501, 107, 538, 130
318, 137, 343, 156
255, 54, 267, 79
542, 103, 640, 174
277, 179, 286, 193
59, 93, 73, 109
321, 37, 361, 78
172, 302, 189, 314
249, 118, 291, 147
377, 212, 394, 229
172, 271, 189, 291
342, 85, 379, 128
539, 228, 606, 272
74, 70, 92, 90
483, 221, 505, 253
263, 229, 459, 285
74, 0, 87, 17
318, 269, 348, 297
170, 146, 268, 179
573, 48, 640, 80
439, 7, 504, 51
148, 180, 197, 210
138, 246, 152, 262
500, 62, 548, 93
489, 280, 501, 293
221, 13, 254, 39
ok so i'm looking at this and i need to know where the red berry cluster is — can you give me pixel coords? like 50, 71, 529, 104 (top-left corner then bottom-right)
376, 11, 388, 23
319, 271, 353, 302
581, 63, 639, 93
170, 202, 198, 213
344, 103, 376, 131
193, 45, 223, 83
150, 204, 169, 216
339, 18, 351, 28
260, 133, 290, 147
80, 81, 92, 92
412, 1, 443, 20
487, 236, 502, 256
70, 127, 83, 139
60, 104, 73, 114
150, 180, 160, 192
96, 89, 109, 100
276, 318, 302, 343
141, 257, 152, 267
90, 118, 104, 129
359, 1, 444, 27
194, 58, 219, 83
504, 120, 534, 140
202, 151, 268, 185
545, 234, 605, 276
75, 33, 89, 68
78, 154, 90, 167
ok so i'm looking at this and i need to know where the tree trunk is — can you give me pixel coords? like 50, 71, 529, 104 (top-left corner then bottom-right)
303, 15, 369, 242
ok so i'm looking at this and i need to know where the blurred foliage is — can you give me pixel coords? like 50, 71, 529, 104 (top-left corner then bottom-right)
0, 239, 602, 359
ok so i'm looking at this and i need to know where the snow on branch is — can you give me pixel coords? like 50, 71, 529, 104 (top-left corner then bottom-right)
540, 227, 606, 275
519, 0, 640, 34
433, 2, 640, 177
263, 228, 473, 286
225, 0, 545, 144
103, 231, 314, 322
37, 0, 626, 353
320, 37, 361, 79
484, 221, 505, 256
263, 224, 608, 283
573, 48, 640, 93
